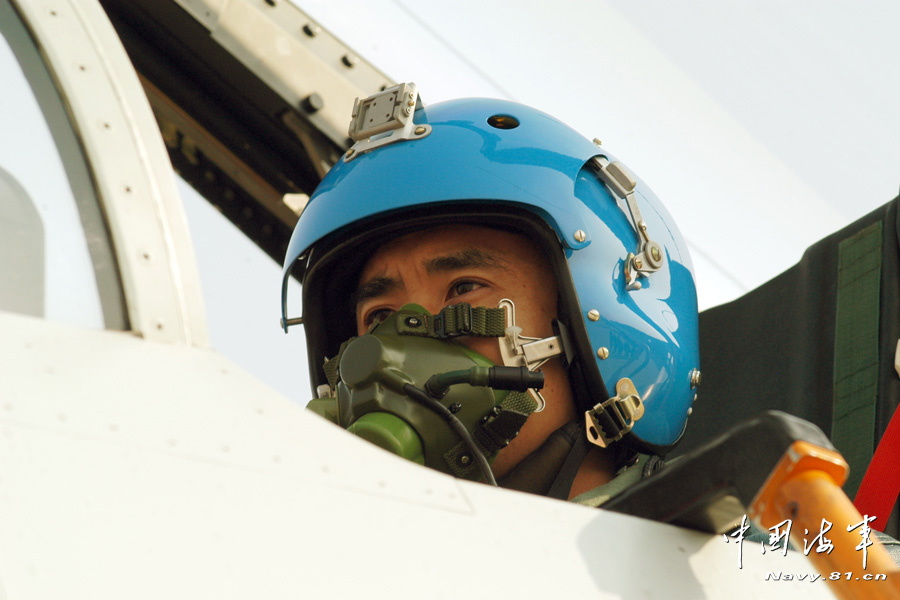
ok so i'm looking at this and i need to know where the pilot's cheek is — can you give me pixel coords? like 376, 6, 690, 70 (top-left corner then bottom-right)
458, 336, 503, 366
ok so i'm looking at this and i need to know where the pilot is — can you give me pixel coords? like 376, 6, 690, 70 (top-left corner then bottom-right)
281, 84, 700, 503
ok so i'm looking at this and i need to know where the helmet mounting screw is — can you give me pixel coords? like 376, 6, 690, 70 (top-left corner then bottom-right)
597, 347, 610, 360
574, 230, 587, 243
690, 368, 702, 389
458, 453, 472, 466
587, 309, 600, 321
449, 402, 462, 413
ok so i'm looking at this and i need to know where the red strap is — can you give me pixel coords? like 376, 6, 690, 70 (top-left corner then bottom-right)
854, 399, 900, 531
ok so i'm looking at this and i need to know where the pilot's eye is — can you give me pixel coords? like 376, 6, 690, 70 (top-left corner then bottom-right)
450, 280, 482, 297
364, 308, 394, 327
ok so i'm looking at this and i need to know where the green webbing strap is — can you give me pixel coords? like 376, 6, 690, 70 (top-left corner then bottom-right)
322, 356, 339, 389
474, 391, 538, 453
443, 391, 537, 479
832, 220, 883, 498
322, 338, 354, 388
396, 303, 507, 338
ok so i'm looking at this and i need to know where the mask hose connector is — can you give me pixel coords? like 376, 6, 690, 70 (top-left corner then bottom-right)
402, 383, 499, 486
424, 366, 545, 399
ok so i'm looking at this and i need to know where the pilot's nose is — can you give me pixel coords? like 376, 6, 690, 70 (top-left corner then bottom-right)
420, 301, 445, 317
396, 294, 444, 320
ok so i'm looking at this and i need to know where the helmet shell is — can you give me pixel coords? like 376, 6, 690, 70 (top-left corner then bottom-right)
283, 97, 699, 452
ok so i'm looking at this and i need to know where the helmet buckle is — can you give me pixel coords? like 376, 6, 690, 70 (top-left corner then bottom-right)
585, 377, 645, 448
497, 299, 566, 413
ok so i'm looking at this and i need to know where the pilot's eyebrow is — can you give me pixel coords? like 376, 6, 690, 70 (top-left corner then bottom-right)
355, 249, 509, 309
425, 248, 509, 274
355, 275, 398, 308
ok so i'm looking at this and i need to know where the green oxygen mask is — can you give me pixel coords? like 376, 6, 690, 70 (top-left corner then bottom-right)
307, 303, 545, 484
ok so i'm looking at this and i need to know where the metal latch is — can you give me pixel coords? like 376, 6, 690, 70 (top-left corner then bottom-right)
496, 298, 564, 413
585, 377, 645, 448
593, 156, 664, 291
344, 82, 432, 161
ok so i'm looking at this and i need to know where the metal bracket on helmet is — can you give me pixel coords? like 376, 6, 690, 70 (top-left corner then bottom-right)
585, 377, 645, 448
496, 299, 564, 413
592, 156, 664, 291
344, 82, 432, 162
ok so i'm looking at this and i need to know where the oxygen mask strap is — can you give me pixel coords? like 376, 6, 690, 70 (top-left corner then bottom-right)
322, 338, 355, 388
444, 390, 538, 479
396, 303, 507, 339
474, 390, 538, 453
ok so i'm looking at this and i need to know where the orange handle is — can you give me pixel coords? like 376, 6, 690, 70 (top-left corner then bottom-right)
750, 441, 900, 600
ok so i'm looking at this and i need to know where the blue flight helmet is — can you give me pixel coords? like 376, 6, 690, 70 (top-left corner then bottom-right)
282, 83, 700, 456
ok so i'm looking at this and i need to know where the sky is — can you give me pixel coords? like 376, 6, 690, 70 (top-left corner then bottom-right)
180, 0, 900, 402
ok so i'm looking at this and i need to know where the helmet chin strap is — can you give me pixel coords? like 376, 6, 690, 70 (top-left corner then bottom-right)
496, 298, 565, 413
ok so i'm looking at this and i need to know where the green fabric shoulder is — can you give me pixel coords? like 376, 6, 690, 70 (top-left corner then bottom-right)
571, 454, 653, 508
